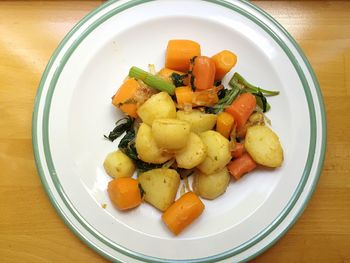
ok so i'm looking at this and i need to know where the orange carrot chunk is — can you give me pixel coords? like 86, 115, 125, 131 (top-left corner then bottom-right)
157, 68, 188, 85
175, 86, 219, 108
162, 192, 204, 235
225, 93, 256, 130
231, 142, 245, 158
175, 86, 193, 106
112, 78, 140, 118
227, 153, 257, 180
211, 50, 237, 80
165, 40, 201, 72
191, 56, 216, 90
108, 178, 142, 210
216, 112, 235, 138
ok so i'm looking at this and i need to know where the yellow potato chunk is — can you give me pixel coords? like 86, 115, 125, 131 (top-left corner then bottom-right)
193, 168, 230, 200
138, 168, 180, 211
197, 130, 232, 174
137, 92, 176, 125
135, 123, 173, 164
103, 150, 135, 178
244, 125, 283, 167
152, 118, 191, 150
175, 132, 207, 169
176, 110, 217, 134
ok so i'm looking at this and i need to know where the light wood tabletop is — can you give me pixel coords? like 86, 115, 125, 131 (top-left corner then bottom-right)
0, 1, 349, 262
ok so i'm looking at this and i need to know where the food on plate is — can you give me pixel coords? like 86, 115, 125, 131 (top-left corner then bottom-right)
157, 67, 188, 86
152, 118, 191, 150
227, 152, 257, 180
175, 86, 219, 108
216, 111, 235, 138
103, 150, 135, 178
244, 125, 283, 167
190, 56, 216, 90
138, 168, 180, 211
176, 110, 217, 134
135, 123, 173, 164
103, 39, 283, 235
197, 130, 232, 174
175, 132, 207, 169
211, 50, 237, 80
108, 178, 142, 210
162, 191, 204, 235
165, 39, 201, 71
137, 91, 176, 125
193, 168, 230, 200
112, 78, 140, 118
230, 142, 245, 158
225, 92, 257, 130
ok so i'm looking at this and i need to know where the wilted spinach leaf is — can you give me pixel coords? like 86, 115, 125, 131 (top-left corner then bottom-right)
104, 116, 134, 142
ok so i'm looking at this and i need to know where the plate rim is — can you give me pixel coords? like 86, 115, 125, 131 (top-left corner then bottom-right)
32, 0, 327, 262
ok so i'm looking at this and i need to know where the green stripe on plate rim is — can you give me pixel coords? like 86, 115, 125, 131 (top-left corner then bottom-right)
32, 0, 326, 262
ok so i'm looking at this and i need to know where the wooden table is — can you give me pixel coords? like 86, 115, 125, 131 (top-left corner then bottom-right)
1, 1, 349, 262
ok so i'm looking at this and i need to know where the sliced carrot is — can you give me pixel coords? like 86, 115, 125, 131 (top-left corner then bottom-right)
231, 142, 245, 158
191, 56, 216, 90
216, 112, 235, 138
162, 192, 204, 235
112, 78, 140, 118
227, 152, 257, 180
175, 86, 193, 106
157, 68, 188, 85
175, 86, 219, 107
108, 178, 142, 210
165, 40, 201, 72
225, 93, 256, 130
211, 50, 237, 80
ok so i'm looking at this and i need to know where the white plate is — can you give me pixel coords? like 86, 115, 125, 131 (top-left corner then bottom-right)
32, 0, 326, 262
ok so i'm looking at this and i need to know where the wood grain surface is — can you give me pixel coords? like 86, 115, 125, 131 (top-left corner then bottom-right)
0, 1, 349, 262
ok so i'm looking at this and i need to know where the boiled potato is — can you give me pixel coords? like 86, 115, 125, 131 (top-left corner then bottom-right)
244, 125, 283, 167
135, 123, 173, 164
138, 168, 180, 211
137, 92, 176, 125
103, 150, 135, 178
176, 110, 217, 134
197, 130, 231, 174
152, 118, 191, 150
175, 132, 207, 169
193, 168, 230, 200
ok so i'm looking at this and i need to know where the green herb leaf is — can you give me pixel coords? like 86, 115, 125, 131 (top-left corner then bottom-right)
104, 117, 134, 142
229, 73, 276, 112
217, 87, 227, 99
205, 84, 241, 114
233, 72, 280, 96
214, 80, 222, 87
253, 90, 270, 112
170, 73, 188, 87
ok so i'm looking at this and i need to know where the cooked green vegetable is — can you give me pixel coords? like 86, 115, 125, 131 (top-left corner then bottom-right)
118, 128, 162, 173
253, 90, 269, 112
129, 66, 176, 95
170, 72, 188, 87
228, 73, 279, 112
231, 72, 280, 96
205, 85, 240, 114
104, 116, 134, 142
